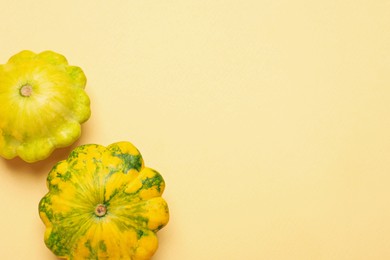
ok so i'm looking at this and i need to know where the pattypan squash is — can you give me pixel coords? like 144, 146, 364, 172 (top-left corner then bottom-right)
39, 141, 169, 260
0, 50, 90, 162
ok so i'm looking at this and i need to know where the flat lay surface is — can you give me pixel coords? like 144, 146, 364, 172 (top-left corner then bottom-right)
0, 1, 390, 259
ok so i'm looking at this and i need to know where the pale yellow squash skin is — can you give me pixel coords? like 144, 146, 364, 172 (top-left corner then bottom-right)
0, 50, 90, 162
39, 141, 169, 260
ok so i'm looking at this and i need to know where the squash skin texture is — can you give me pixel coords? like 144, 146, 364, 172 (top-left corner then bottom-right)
39, 141, 169, 260
0, 50, 90, 162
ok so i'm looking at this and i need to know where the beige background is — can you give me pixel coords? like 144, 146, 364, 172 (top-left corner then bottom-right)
1, 1, 390, 259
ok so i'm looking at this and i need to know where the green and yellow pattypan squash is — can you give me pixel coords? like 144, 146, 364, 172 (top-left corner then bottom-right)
0, 50, 90, 162
39, 141, 169, 260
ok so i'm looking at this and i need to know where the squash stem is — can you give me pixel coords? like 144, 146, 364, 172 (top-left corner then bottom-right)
95, 204, 107, 217
20, 84, 33, 97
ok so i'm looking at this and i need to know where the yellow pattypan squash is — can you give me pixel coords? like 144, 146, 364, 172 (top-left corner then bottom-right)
0, 50, 90, 162
39, 141, 169, 260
